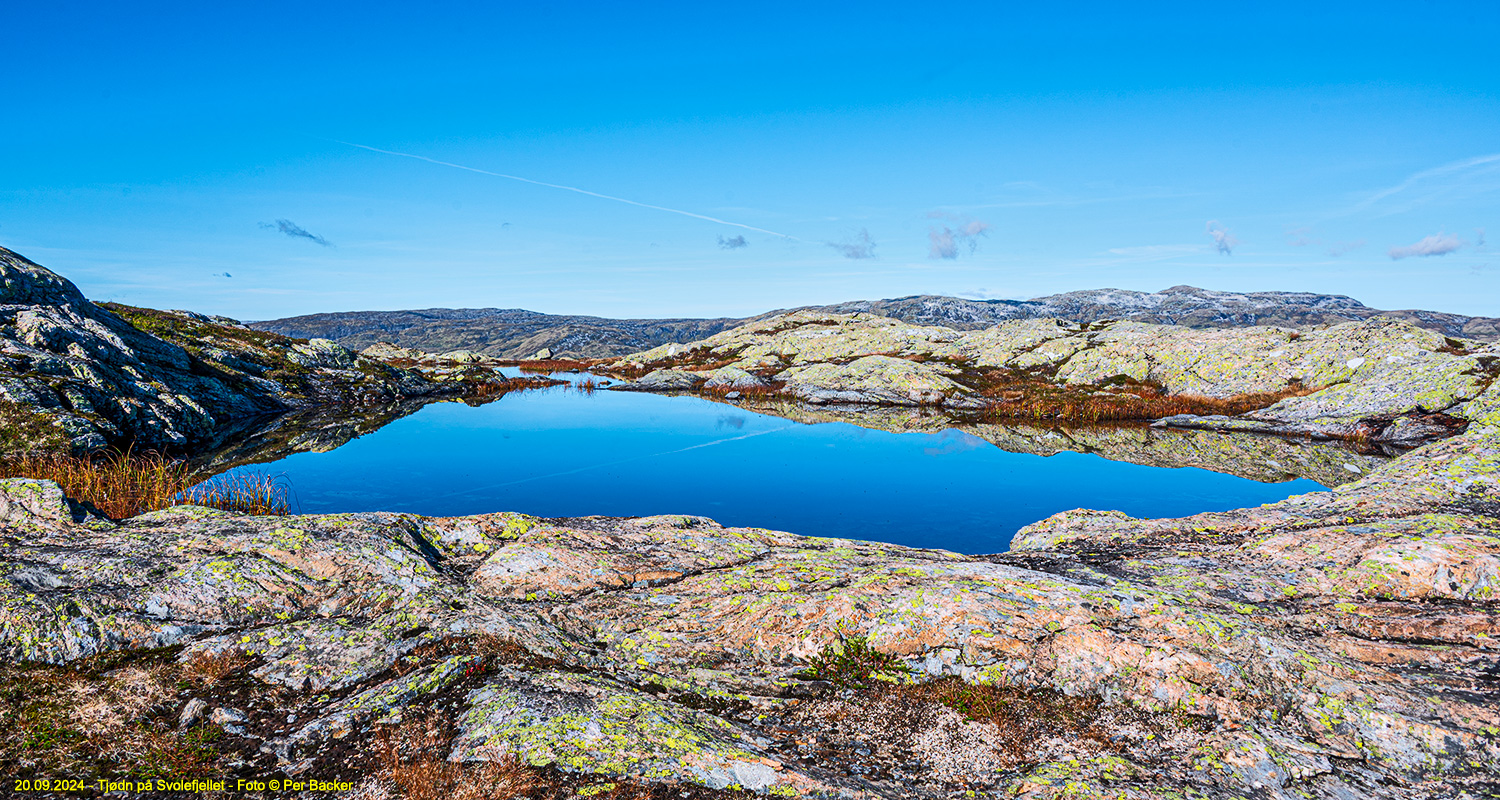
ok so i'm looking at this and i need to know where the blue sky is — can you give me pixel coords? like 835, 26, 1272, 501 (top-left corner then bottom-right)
3, 1, 1497, 320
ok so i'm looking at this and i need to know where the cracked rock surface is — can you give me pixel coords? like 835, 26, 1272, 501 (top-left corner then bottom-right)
2, 411, 1498, 797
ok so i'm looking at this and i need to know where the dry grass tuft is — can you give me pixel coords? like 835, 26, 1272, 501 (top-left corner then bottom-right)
699, 381, 787, 400
508, 358, 596, 373
460, 375, 559, 404
178, 649, 255, 690
0, 653, 230, 782
0, 449, 190, 520
178, 471, 291, 516
375, 714, 541, 800
0, 450, 296, 519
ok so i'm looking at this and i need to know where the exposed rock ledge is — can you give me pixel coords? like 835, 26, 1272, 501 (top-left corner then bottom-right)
604, 311, 1500, 445
3, 413, 1498, 797
0, 247, 481, 454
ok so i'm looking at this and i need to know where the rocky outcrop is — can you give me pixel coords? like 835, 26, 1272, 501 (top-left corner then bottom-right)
0, 247, 472, 454
3, 405, 1498, 797
604, 312, 1500, 446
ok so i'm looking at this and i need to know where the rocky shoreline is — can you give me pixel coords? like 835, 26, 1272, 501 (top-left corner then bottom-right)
601, 311, 1498, 448
1, 410, 1497, 798
0, 248, 1497, 798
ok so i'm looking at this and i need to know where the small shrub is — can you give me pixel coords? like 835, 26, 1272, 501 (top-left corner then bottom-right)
801, 623, 908, 689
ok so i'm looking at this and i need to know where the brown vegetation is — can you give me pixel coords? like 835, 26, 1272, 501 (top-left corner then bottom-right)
372, 715, 541, 800
0, 647, 248, 789
951, 366, 1321, 423
178, 470, 292, 516
457, 375, 561, 405
699, 381, 787, 400
0, 450, 290, 520
504, 358, 597, 373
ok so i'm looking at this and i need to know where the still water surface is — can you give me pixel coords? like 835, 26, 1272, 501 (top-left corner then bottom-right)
215, 384, 1324, 554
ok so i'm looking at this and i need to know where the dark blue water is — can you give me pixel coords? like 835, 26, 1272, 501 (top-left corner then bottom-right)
213, 385, 1323, 554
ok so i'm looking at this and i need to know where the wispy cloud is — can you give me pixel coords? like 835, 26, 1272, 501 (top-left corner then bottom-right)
1346, 153, 1500, 217
1327, 240, 1365, 257
968, 181, 1194, 210
957, 288, 1018, 300
339, 140, 801, 241
1287, 226, 1364, 257
926, 213, 991, 259
716, 234, 748, 250
827, 228, 876, 259
1389, 232, 1463, 260
1206, 221, 1238, 255
1105, 244, 1203, 259
260, 219, 332, 247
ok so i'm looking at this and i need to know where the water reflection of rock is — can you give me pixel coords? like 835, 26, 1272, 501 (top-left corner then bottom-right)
184, 400, 433, 481
735, 399, 1390, 487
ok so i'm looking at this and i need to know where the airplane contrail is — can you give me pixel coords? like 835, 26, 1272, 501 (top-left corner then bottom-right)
337, 140, 802, 241
1345, 152, 1500, 216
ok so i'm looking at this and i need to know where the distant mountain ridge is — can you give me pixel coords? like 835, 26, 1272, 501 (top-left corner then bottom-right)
250, 285, 1500, 358
806, 286, 1500, 339
250, 308, 748, 359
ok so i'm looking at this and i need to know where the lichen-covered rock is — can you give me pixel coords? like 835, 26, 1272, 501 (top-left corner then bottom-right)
631, 369, 701, 390
452, 668, 817, 792
605, 312, 1497, 446
623, 311, 960, 371
779, 355, 982, 407
697, 366, 767, 390
6, 336, 1500, 796
359, 342, 428, 361
3, 407, 1499, 797
0, 247, 461, 454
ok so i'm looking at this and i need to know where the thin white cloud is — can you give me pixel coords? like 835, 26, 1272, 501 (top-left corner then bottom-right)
339, 140, 802, 241
957, 288, 1020, 300
1105, 244, 1202, 259
1327, 240, 1365, 257
1346, 153, 1500, 217
1389, 232, 1463, 260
